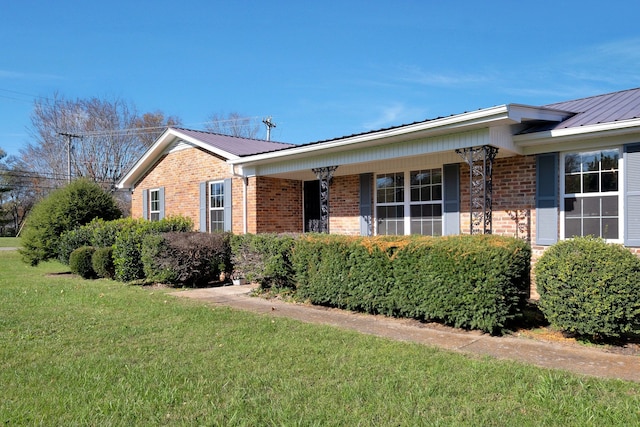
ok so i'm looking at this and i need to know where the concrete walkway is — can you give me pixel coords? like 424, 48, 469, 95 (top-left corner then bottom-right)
170, 285, 640, 382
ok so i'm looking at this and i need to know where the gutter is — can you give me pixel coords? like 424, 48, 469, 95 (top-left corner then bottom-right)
231, 164, 248, 234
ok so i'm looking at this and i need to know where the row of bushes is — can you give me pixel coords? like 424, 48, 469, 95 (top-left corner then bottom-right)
292, 234, 531, 334
58, 216, 640, 338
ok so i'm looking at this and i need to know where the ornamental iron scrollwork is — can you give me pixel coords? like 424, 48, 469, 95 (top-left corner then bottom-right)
312, 166, 338, 233
455, 145, 499, 235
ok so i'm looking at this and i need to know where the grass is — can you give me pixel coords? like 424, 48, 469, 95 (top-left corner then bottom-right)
1, 249, 639, 426
0, 236, 20, 247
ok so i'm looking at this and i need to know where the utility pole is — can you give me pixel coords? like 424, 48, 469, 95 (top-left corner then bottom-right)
58, 132, 82, 183
262, 116, 276, 141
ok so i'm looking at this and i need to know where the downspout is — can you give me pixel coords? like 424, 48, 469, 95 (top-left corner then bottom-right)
231, 164, 248, 234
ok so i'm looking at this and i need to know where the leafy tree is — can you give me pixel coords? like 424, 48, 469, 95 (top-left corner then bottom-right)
204, 112, 262, 139
20, 178, 122, 266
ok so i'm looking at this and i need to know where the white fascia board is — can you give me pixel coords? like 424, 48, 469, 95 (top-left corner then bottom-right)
228, 105, 516, 166
514, 118, 640, 148
169, 129, 240, 161
117, 128, 240, 189
507, 104, 574, 122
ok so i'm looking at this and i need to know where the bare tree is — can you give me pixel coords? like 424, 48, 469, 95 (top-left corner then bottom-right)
21, 93, 181, 192
204, 112, 262, 139
132, 111, 182, 147
0, 153, 37, 236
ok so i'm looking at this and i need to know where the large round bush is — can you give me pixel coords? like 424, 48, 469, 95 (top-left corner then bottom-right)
535, 237, 640, 338
20, 179, 122, 266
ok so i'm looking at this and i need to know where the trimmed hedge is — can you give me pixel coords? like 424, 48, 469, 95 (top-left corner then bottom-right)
141, 232, 230, 287
536, 237, 640, 339
112, 217, 193, 282
292, 234, 530, 334
69, 246, 96, 279
92, 246, 115, 279
230, 233, 296, 289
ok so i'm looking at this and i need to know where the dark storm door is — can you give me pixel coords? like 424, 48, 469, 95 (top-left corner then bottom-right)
304, 180, 321, 232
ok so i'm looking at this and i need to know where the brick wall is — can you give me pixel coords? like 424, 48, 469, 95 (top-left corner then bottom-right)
131, 146, 245, 233
253, 176, 303, 233
329, 174, 361, 235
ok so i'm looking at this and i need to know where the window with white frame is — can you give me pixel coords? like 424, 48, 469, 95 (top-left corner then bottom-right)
149, 189, 160, 221
209, 181, 225, 232
376, 168, 443, 236
562, 148, 620, 240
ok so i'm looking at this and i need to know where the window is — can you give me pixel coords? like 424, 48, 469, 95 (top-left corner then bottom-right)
376, 169, 443, 236
562, 149, 620, 240
209, 181, 225, 232
149, 189, 160, 221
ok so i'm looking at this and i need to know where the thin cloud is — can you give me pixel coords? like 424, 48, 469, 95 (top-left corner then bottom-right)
395, 65, 491, 87
0, 69, 62, 80
362, 103, 428, 131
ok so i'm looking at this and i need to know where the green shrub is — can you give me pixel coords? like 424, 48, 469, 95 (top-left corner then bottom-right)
141, 232, 230, 287
58, 226, 94, 265
535, 237, 640, 339
20, 179, 122, 266
113, 216, 193, 282
292, 234, 530, 334
230, 233, 296, 289
69, 246, 96, 279
92, 246, 115, 279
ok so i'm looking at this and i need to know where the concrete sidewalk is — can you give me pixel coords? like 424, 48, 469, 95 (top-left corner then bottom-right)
170, 285, 640, 382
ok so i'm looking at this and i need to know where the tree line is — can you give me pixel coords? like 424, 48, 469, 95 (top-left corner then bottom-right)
0, 93, 267, 236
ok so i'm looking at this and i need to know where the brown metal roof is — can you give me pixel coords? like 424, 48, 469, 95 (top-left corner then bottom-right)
543, 87, 640, 129
171, 127, 294, 157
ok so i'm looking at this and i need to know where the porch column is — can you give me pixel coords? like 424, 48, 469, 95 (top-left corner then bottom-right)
455, 145, 499, 234
312, 166, 338, 233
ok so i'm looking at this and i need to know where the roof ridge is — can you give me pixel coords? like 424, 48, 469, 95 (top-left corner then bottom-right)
545, 87, 640, 107
170, 126, 294, 145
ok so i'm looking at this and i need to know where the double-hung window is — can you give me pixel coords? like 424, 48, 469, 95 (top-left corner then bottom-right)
209, 181, 225, 233
562, 148, 620, 240
376, 168, 443, 236
149, 189, 161, 221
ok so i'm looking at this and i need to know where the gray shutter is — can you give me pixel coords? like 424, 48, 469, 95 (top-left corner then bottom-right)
142, 189, 149, 220
223, 178, 232, 232
199, 182, 207, 232
536, 153, 559, 245
624, 143, 640, 246
443, 163, 460, 236
159, 187, 165, 220
359, 173, 372, 236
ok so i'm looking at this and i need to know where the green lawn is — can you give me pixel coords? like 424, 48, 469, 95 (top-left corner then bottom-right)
0, 236, 20, 247
1, 249, 638, 426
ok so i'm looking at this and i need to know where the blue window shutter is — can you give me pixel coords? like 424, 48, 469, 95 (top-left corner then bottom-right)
624, 143, 640, 246
159, 187, 165, 220
142, 189, 149, 220
536, 153, 559, 245
223, 178, 232, 232
443, 163, 460, 236
359, 173, 372, 236
199, 182, 207, 232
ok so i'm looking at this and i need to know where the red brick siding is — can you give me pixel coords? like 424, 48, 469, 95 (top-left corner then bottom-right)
131, 146, 245, 233
329, 175, 361, 235
253, 177, 303, 233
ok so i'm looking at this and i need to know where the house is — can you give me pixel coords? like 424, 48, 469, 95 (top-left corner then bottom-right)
117, 88, 640, 295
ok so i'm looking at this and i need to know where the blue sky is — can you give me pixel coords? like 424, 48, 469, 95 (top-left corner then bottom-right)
2, 1, 640, 157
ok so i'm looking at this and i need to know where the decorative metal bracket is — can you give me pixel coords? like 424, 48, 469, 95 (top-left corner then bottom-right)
312, 166, 338, 233
455, 145, 499, 234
